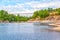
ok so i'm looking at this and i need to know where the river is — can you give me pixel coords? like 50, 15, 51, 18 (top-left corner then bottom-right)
0, 23, 60, 40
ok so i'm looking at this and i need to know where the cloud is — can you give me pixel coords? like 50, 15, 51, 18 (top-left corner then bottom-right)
26, 1, 60, 8
0, 0, 60, 14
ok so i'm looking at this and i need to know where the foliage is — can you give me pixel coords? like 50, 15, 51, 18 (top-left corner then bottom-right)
38, 9, 49, 19
32, 11, 39, 19
0, 10, 8, 21
47, 8, 53, 12
19, 16, 29, 21
32, 8, 60, 19
32, 9, 49, 19
55, 8, 60, 15
0, 10, 29, 22
0, 8, 60, 22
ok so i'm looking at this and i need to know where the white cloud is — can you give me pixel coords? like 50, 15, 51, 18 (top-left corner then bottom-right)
26, 1, 60, 8
0, 1, 60, 14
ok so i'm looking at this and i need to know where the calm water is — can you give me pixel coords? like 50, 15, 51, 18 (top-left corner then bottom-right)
0, 23, 60, 40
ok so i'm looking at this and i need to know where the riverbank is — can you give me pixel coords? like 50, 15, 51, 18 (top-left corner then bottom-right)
47, 22, 60, 31
0, 20, 60, 32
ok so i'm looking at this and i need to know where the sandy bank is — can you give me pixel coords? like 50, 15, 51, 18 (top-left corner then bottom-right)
48, 23, 60, 31
53, 27, 60, 31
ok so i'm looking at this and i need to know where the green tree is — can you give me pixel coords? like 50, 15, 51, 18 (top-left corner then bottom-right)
7, 14, 16, 22
38, 9, 49, 19
32, 11, 39, 19
0, 10, 8, 21
56, 8, 60, 15
48, 8, 53, 12
20, 16, 29, 21
15, 14, 21, 22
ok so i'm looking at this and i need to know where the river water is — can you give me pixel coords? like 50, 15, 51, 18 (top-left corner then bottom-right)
0, 23, 60, 40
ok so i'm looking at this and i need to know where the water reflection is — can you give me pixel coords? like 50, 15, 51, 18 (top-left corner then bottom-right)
0, 23, 60, 40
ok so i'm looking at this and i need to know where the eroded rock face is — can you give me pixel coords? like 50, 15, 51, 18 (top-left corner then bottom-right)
28, 15, 60, 23
46, 16, 55, 20
47, 15, 60, 31
46, 15, 60, 21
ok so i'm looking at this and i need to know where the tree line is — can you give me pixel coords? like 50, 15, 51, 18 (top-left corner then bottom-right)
0, 8, 60, 22
0, 10, 29, 22
32, 8, 60, 20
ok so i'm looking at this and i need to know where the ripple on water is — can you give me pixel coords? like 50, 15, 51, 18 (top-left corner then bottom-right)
0, 23, 60, 40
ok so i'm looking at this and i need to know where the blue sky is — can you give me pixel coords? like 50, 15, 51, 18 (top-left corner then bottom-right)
0, 0, 60, 13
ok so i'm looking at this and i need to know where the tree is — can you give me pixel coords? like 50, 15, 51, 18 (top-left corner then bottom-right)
7, 14, 16, 22
38, 9, 49, 19
56, 8, 60, 15
0, 10, 8, 21
48, 8, 53, 12
15, 14, 20, 22
19, 16, 29, 21
32, 11, 39, 19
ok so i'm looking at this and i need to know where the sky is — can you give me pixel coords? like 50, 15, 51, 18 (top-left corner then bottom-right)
0, 0, 60, 14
